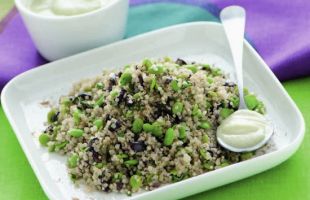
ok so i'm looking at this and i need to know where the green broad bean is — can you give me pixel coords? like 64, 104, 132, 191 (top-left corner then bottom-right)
95, 95, 105, 107
150, 78, 157, 92
192, 104, 202, 117
95, 162, 106, 169
73, 109, 81, 125
171, 80, 180, 92
148, 65, 165, 75
119, 72, 132, 86
68, 154, 79, 168
202, 134, 209, 143
143, 59, 152, 69
199, 121, 211, 130
220, 108, 234, 119
68, 128, 84, 138
143, 123, 153, 132
130, 175, 142, 190
55, 141, 68, 151
172, 101, 184, 115
164, 128, 175, 146
124, 159, 139, 166
132, 118, 144, 134
39, 133, 50, 146
241, 152, 253, 160
178, 125, 187, 139
47, 108, 58, 124
151, 122, 163, 137
245, 94, 259, 110
186, 65, 198, 73
93, 119, 104, 130
96, 82, 104, 89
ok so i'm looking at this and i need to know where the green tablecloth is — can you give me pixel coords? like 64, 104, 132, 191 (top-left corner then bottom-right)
0, 2, 309, 200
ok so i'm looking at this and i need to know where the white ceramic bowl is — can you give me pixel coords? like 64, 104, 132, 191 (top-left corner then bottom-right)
15, 0, 129, 61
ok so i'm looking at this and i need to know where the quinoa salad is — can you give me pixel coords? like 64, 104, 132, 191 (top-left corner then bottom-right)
38, 57, 266, 195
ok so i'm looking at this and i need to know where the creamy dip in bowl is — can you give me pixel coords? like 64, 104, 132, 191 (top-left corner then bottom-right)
15, 0, 128, 60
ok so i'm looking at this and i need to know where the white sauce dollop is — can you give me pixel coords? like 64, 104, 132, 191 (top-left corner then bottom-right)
29, 0, 111, 16
217, 109, 272, 151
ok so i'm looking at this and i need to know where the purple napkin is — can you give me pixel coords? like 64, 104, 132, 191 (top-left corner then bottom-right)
1, 0, 310, 91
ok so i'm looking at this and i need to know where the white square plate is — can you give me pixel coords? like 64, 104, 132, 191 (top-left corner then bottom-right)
1, 22, 305, 200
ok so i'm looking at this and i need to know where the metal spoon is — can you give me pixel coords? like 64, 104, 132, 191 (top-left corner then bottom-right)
217, 6, 273, 152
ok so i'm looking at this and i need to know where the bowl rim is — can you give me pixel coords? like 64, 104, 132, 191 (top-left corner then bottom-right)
15, 0, 127, 21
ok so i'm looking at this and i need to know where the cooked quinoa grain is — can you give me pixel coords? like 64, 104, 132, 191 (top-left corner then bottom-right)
40, 58, 266, 194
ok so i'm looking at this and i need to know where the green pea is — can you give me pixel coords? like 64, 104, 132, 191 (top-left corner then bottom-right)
124, 159, 139, 166
55, 141, 68, 151
243, 88, 249, 95
94, 119, 104, 130
199, 121, 211, 130
73, 109, 81, 125
172, 101, 184, 115
192, 104, 202, 117
143, 59, 152, 69
186, 65, 198, 73
132, 118, 144, 134
68, 129, 84, 138
151, 122, 163, 137
96, 82, 104, 89
68, 154, 79, 168
171, 80, 180, 92
245, 94, 259, 110
95, 95, 105, 107
202, 135, 209, 143
220, 108, 234, 119
143, 123, 153, 132
119, 72, 132, 86
39, 133, 50, 146
150, 78, 157, 92
47, 108, 58, 124
164, 128, 175, 146
130, 175, 142, 190
178, 125, 187, 139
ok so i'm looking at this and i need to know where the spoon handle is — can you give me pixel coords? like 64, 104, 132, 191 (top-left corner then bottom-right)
220, 6, 247, 109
